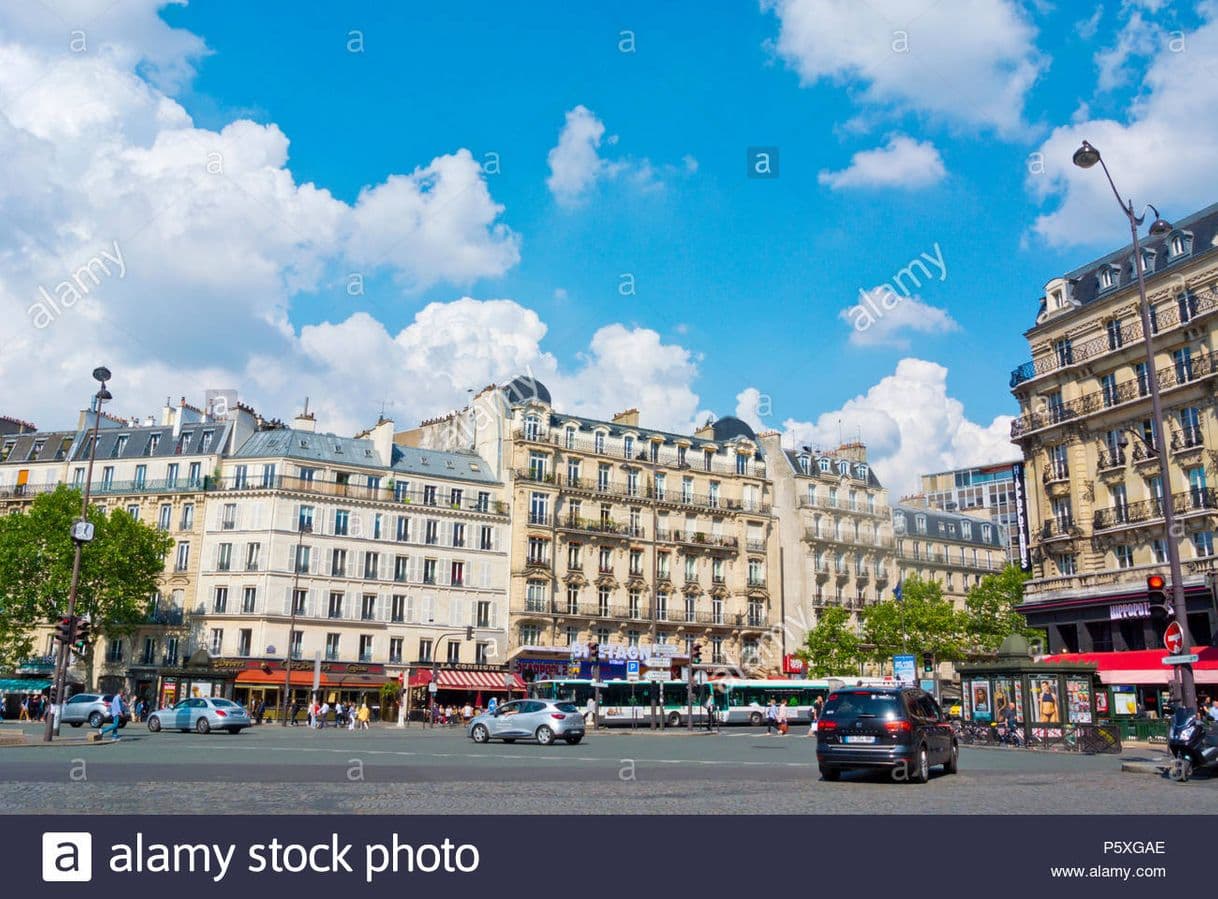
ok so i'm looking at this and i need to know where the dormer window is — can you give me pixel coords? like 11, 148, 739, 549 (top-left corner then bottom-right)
622, 434, 634, 458
1098, 265, 1119, 291
915, 514, 927, 534
894, 511, 906, 532
523, 414, 540, 441
818, 457, 831, 473
855, 463, 868, 479
1167, 231, 1193, 259
565, 426, 576, 450
1132, 247, 1156, 276
798, 454, 811, 475
837, 460, 849, 476
594, 431, 606, 454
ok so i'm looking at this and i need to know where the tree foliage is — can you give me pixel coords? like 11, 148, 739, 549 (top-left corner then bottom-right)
964, 563, 1040, 653
860, 575, 969, 664
0, 486, 172, 684
796, 606, 863, 677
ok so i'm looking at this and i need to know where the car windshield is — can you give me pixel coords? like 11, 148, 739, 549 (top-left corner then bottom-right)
822, 692, 902, 719
554, 702, 579, 713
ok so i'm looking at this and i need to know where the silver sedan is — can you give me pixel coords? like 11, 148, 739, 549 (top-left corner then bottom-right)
146, 697, 250, 734
467, 699, 585, 745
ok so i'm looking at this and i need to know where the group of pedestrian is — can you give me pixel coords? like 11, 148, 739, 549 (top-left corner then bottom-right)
15, 694, 49, 721
764, 697, 791, 735
281, 697, 373, 731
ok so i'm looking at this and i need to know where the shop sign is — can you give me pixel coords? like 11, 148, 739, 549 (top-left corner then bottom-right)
782, 654, 805, 675
1109, 600, 1150, 621
1011, 462, 1033, 573
569, 642, 678, 663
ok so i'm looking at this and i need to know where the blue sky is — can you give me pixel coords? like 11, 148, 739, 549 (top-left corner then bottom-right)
3, 1, 1216, 494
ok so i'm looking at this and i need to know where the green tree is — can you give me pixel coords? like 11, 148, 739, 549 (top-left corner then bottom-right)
861, 574, 969, 666
964, 563, 1040, 653
0, 486, 172, 686
796, 606, 863, 676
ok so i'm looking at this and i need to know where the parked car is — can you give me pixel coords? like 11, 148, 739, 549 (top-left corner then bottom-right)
816, 685, 958, 783
467, 699, 585, 745
60, 693, 129, 729
146, 697, 250, 734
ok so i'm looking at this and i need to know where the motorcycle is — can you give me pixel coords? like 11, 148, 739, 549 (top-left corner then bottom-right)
1167, 707, 1218, 782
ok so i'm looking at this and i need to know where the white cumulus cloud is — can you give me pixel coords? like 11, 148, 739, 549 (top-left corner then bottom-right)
761, 0, 1044, 135
751, 359, 1016, 498
818, 135, 946, 190
839, 292, 960, 349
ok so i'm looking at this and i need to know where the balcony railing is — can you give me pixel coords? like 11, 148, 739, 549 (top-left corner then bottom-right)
214, 475, 507, 515
1092, 487, 1218, 531
798, 495, 889, 517
1011, 349, 1217, 440
1009, 284, 1218, 388
558, 516, 631, 537
1040, 518, 1080, 540
512, 428, 768, 477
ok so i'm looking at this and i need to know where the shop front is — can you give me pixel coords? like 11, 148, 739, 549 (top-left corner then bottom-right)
155, 651, 237, 709
405, 665, 525, 720
510, 642, 687, 684
1039, 645, 1218, 723
227, 659, 394, 720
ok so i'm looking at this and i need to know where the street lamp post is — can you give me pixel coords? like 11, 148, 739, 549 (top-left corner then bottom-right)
44, 367, 112, 742
280, 521, 312, 725
1072, 140, 1197, 711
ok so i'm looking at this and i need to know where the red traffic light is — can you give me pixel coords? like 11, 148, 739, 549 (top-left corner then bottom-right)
1147, 574, 1166, 592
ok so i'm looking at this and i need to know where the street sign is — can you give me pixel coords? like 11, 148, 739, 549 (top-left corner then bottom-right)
70, 520, 94, 543
428, 682, 438, 694
626, 660, 640, 682
1163, 653, 1200, 665
1164, 621, 1184, 654
643, 670, 668, 682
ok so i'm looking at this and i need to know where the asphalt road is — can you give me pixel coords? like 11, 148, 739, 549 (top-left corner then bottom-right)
1, 722, 1212, 814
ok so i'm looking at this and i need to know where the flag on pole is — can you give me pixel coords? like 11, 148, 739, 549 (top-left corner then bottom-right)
893, 579, 904, 602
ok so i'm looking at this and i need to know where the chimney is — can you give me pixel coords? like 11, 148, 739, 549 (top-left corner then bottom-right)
611, 408, 639, 427
294, 397, 316, 433
835, 440, 868, 463
369, 417, 395, 465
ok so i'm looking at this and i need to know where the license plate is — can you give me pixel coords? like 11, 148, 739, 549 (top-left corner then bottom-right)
843, 735, 876, 744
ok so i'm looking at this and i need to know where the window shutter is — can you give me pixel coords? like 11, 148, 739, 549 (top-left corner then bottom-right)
439, 557, 450, 586
310, 545, 320, 575
379, 553, 388, 581
423, 595, 434, 623
405, 595, 417, 623
467, 599, 476, 627
283, 587, 292, 615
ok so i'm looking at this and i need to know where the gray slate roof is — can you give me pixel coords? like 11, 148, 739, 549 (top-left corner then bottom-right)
0, 431, 77, 466
893, 503, 1007, 548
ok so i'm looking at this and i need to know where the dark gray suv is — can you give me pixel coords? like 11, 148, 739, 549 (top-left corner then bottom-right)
816, 686, 957, 783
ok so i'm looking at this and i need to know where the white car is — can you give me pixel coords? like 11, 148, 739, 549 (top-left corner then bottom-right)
146, 697, 250, 734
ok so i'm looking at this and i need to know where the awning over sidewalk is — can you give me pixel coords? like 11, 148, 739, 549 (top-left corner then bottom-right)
407, 669, 525, 692
233, 670, 392, 689
0, 679, 51, 693
1041, 646, 1218, 685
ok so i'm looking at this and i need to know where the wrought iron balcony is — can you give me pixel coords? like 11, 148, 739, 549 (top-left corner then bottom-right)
1009, 284, 1218, 389
1093, 487, 1218, 531
1010, 348, 1217, 440
1040, 519, 1080, 540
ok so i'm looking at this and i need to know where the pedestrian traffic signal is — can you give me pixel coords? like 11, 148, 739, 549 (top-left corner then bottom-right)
691, 643, 703, 665
587, 641, 599, 662
54, 616, 76, 645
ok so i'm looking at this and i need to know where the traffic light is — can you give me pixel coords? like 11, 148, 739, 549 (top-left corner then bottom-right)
691, 643, 703, 665
922, 653, 933, 674
54, 616, 76, 645
72, 619, 91, 654
465, 625, 474, 641
1147, 573, 1171, 615
587, 641, 599, 662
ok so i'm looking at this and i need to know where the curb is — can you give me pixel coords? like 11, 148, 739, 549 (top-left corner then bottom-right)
1120, 758, 1171, 776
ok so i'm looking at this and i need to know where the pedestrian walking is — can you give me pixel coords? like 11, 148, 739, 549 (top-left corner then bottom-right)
764, 698, 779, 735
290, 699, 302, 726
357, 702, 371, 732
18, 697, 30, 721
318, 701, 330, 729
777, 702, 789, 735
99, 691, 125, 741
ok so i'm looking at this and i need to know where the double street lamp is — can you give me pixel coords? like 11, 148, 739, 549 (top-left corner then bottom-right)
44, 366, 112, 742
1072, 141, 1197, 711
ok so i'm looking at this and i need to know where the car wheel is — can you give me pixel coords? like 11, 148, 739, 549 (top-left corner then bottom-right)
749, 711, 763, 726
566, 735, 583, 745
147, 717, 161, 733
88, 712, 102, 728
196, 717, 211, 735
471, 724, 489, 744
69, 722, 82, 729
820, 767, 840, 781
667, 712, 681, 727
909, 745, 930, 784
943, 741, 959, 774
536, 725, 555, 746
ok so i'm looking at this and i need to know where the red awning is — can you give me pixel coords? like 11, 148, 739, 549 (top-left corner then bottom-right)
1040, 646, 1218, 685
406, 669, 524, 692
234, 670, 392, 689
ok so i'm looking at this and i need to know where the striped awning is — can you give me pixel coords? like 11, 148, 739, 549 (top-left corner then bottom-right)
408, 669, 524, 692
